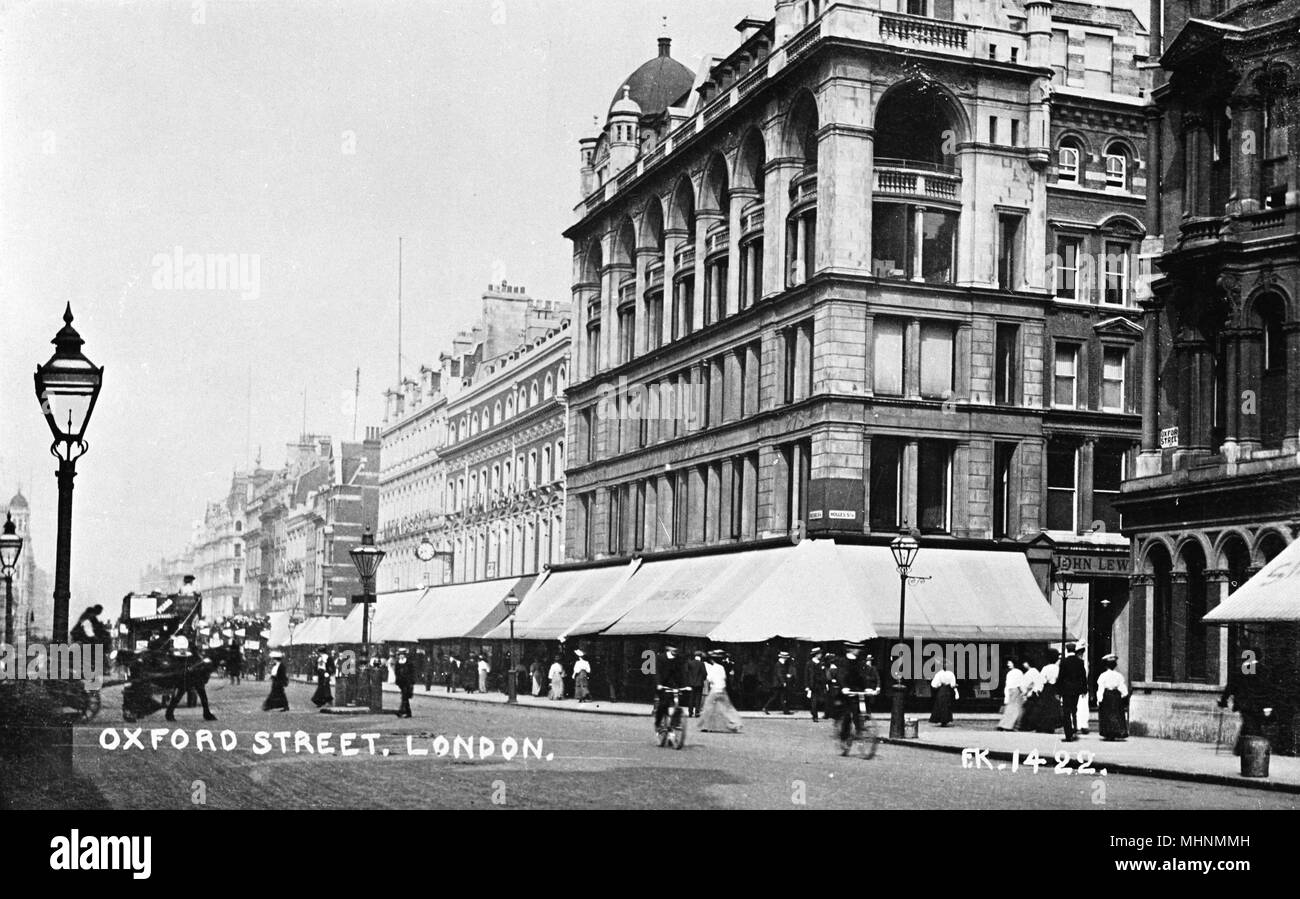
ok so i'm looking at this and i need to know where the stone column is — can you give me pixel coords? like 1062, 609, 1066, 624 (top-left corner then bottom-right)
741, 453, 758, 540
864, 313, 876, 397
662, 227, 687, 347
904, 319, 922, 399
952, 442, 971, 537
689, 465, 707, 545
719, 458, 736, 540
609, 263, 633, 366
1234, 99, 1264, 210
763, 159, 803, 301
705, 464, 721, 543
902, 439, 919, 529
956, 322, 973, 401
655, 475, 673, 550
1170, 571, 1188, 683
790, 441, 805, 532
911, 205, 927, 283
1204, 569, 1230, 686
724, 350, 743, 422
1078, 437, 1096, 530
635, 248, 656, 358
695, 213, 721, 332
573, 282, 600, 381
599, 254, 617, 374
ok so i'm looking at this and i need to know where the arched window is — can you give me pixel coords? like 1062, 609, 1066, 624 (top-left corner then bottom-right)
530, 380, 540, 406
517, 454, 526, 487
491, 464, 500, 494
557, 366, 567, 393
528, 450, 538, 487
493, 401, 502, 425
542, 445, 552, 482
506, 395, 514, 418
556, 440, 565, 472
544, 374, 554, 399
1104, 144, 1128, 190
1057, 139, 1083, 184
518, 386, 528, 411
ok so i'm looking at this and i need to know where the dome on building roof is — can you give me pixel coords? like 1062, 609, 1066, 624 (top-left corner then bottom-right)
608, 37, 694, 121
8, 490, 27, 510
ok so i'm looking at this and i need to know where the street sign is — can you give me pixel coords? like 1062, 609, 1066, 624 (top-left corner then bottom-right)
1160, 426, 1178, 448
351, 594, 377, 605
1055, 553, 1132, 576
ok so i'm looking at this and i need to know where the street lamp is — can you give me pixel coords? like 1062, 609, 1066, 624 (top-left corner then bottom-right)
34, 304, 103, 642
349, 527, 385, 656
889, 527, 921, 740
1056, 569, 1075, 653
1, 513, 24, 645
504, 590, 520, 704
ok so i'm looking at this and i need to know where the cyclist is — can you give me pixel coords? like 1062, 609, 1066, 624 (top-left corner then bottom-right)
654, 645, 685, 732
837, 643, 872, 742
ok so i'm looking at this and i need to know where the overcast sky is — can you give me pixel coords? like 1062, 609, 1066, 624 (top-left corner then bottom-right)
0, 0, 764, 597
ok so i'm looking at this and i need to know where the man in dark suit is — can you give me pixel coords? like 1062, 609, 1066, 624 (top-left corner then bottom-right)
763, 651, 797, 714
654, 646, 685, 731
805, 648, 827, 721
394, 649, 415, 718
1058, 643, 1088, 741
1220, 646, 1273, 754
684, 651, 707, 717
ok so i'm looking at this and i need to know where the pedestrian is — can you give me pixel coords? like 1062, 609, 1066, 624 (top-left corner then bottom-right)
823, 651, 843, 723
548, 656, 565, 700
462, 653, 477, 692
762, 651, 797, 715
860, 653, 881, 718
1033, 649, 1063, 734
262, 650, 289, 712
446, 653, 459, 693
477, 654, 490, 694
929, 661, 958, 727
1096, 654, 1129, 741
227, 638, 243, 685
1058, 643, 1088, 742
698, 651, 743, 733
1017, 659, 1041, 731
684, 650, 708, 717
311, 647, 334, 708
394, 649, 414, 718
573, 649, 592, 702
1219, 644, 1272, 755
424, 652, 436, 693
805, 648, 826, 721
997, 657, 1024, 731
1074, 643, 1091, 734
257, 653, 266, 681
530, 657, 545, 697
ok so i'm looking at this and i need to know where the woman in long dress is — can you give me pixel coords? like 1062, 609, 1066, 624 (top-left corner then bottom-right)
997, 658, 1023, 731
1017, 660, 1041, 731
311, 649, 334, 707
1034, 649, 1063, 734
263, 651, 289, 711
698, 653, 743, 733
929, 663, 958, 726
530, 659, 545, 697
548, 657, 565, 700
573, 650, 592, 702
1096, 655, 1129, 741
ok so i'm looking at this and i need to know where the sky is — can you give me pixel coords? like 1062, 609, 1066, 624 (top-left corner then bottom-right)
0, 0, 763, 597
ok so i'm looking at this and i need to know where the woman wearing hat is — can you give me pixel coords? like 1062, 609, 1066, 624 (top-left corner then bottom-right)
929, 660, 958, 727
698, 651, 743, 733
548, 656, 566, 700
311, 647, 334, 708
573, 650, 592, 702
1096, 654, 1129, 741
263, 651, 289, 712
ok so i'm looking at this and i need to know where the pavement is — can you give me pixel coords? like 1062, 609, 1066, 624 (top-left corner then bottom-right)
296, 676, 1300, 794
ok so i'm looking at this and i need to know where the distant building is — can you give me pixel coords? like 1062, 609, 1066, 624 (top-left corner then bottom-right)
3, 490, 50, 642
378, 281, 572, 590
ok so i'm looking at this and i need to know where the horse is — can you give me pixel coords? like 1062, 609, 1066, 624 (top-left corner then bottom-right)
120, 645, 237, 722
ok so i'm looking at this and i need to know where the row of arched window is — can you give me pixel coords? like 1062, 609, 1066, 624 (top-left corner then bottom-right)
446, 367, 567, 445
1057, 137, 1135, 192
445, 439, 567, 512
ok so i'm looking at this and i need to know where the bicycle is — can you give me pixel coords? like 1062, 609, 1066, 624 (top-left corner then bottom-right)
654, 686, 692, 749
835, 689, 879, 758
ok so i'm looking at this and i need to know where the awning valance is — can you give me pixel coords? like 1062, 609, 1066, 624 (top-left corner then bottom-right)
835, 543, 1066, 642
483, 562, 639, 641
1204, 538, 1300, 624
396, 577, 529, 641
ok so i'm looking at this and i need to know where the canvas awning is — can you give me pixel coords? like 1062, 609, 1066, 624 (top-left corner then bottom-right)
483, 561, 640, 641
465, 576, 537, 639
1204, 538, 1300, 624
395, 577, 530, 642
835, 543, 1066, 642
370, 588, 432, 642
266, 611, 292, 648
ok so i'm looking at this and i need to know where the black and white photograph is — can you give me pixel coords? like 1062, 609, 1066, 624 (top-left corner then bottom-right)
0, 0, 1296, 876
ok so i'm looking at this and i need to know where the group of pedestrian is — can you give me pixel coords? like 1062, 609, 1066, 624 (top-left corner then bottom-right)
997, 644, 1130, 741
656, 646, 743, 733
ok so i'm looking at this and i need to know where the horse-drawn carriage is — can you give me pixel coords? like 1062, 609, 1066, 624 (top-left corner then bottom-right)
116, 591, 233, 722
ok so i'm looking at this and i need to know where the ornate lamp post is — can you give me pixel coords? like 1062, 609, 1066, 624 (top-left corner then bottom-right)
1, 513, 24, 645
1056, 568, 1075, 653
504, 590, 520, 704
889, 527, 920, 740
34, 305, 103, 642
349, 527, 385, 657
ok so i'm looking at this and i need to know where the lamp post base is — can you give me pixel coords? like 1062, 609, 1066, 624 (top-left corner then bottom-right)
889, 684, 909, 739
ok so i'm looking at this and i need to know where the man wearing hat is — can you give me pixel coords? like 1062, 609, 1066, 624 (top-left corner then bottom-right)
1058, 642, 1088, 741
763, 651, 797, 715
805, 648, 827, 721
654, 645, 685, 732
836, 644, 873, 738
573, 649, 592, 702
684, 651, 708, 717
394, 648, 415, 718
262, 650, 289, 712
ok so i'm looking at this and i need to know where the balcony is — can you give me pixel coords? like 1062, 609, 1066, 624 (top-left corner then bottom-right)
674, 244, 696, 270
790, 171, 818, 208
878, 12, 969, 51
646, 258, 665, 287
1178, 216, 1224, 245
706, 223, 730, 256
873, 159, 961, 204
741, 203, 765, 235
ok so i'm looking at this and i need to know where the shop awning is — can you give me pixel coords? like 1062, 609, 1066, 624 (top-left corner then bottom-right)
1204, 539, 1300, 624
465, 576, 537, 639
483, 561, 640, 641
701, 540, 878, 643
835, 543, 1066, 642
396, 577, 529, 642
370, 588, 432, 643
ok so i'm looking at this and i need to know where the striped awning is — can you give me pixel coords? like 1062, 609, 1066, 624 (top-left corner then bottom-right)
1204, 538, 1300, 623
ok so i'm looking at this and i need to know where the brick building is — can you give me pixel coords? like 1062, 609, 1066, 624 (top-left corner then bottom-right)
1115, 0, 1299, 750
